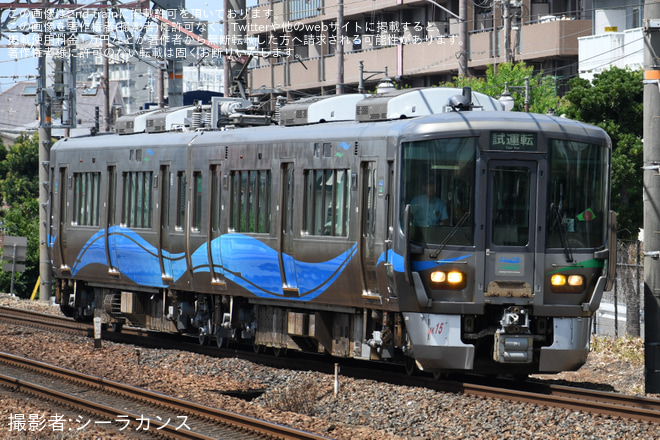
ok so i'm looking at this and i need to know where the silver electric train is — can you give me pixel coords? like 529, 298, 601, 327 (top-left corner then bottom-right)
49, 88, 616, 376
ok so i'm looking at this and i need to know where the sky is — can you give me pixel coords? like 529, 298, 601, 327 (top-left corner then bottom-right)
0, 0, 219, 92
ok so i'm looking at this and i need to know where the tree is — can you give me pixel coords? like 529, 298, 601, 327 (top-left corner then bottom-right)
558, 67, 643, 235
0, 134, 40, 298
445, 62, 560, 114
446, 64, 642, 235
0, 134, 39, 206
0, 198, 39, 297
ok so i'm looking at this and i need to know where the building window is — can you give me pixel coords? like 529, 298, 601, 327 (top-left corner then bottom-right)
303, 169, 351, 236
72, 172, 100, 226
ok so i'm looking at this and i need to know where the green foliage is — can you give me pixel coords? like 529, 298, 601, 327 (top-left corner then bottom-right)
0, 198, 40, 298
445, 64, 643, 235
0, 134, 39, 206
444, 62, 560, 114
558, 67, 643, 234
0, 134, 40, 298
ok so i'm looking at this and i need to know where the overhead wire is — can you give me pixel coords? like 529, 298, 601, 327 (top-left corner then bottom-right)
0, 2, 646, 92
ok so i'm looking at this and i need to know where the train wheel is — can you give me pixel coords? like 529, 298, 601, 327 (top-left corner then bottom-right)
216, 336, 226, 348
404, 356, 417, 376
59, 304, 75, 318
433, 371, 448, 380
198, 329, 209, 346
273, 346, 287, 357
110, 322, 123, 333
253, 344, 264, 354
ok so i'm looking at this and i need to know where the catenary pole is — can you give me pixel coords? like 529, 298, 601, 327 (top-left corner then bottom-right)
38, 0, 52, 303
458, 0, 467, 76
643, 0, 660, 394
336, 0, 344, 95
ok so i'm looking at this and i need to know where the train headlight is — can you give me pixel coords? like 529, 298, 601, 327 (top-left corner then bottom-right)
551, 274, 566, 286
567, 275, 584, 287
430, 271, 446, 283
430, 270, 466, 290
447, 271, 464, 284
550, 274, 585, 293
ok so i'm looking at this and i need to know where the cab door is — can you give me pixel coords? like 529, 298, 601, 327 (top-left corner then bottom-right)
484, 160, 538, 299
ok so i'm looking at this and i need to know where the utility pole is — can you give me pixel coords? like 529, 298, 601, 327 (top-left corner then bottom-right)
336, 0, 344, 95
102, 2, 110, 130
38, 0, 52, 303
156, 5, 166, 107
223, 0, 247, 98
643, 0, 660, 394
503, 0, 512, 63
458, 0, 467, 76
223, 0, 230, 97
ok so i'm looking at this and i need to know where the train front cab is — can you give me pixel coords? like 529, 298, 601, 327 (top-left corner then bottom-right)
393, 116, 615, 375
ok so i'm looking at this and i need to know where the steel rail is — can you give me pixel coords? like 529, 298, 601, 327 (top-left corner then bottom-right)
2, 305, 658, 425
0, 351, 331, 440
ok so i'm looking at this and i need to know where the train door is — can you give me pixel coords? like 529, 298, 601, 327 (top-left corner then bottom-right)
56, 166, 70, 271
279, 162, 299, 293
105, 165, 119, 275
158, 164, 173, 282
208, 164, 226, 286
359, 161, 379, 296
484, 160, 538, 298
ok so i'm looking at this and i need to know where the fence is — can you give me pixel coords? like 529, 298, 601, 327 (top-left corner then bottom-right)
592, 239, 644, 339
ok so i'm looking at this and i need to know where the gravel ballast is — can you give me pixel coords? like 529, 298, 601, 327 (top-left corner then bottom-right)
0, 294, 657, 439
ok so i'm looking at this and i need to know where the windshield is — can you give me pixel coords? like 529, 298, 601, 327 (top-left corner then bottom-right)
401, 137, 476, 245
547, 139, 609, 249
491, 165, 531, 247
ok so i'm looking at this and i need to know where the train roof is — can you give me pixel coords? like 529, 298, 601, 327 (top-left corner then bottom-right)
190, 111, 611, 148
52, 111, 611, 152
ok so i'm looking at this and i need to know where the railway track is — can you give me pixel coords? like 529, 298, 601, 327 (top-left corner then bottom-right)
0, 351, 331, 440
1, 305, 658, 427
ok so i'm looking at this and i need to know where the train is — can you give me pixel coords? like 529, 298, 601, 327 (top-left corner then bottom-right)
48, 87, 616, 376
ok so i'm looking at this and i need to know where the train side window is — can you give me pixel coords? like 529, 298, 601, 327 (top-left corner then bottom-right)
303, 168, 350, 237
547, 139, 609, 248
175, 171, 186, 230
361, 163, 377, 239
72, 172, 101, 227
107, 167, 116, 227
192, 171, 202, 232
256, 171, 271, 233
211, 166, 221, 232
323, 143, 332, 158
230, 170, 271, 233
121, 171, 153, 229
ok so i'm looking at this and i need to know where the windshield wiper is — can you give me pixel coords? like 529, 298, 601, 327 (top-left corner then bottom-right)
552, 204, 574, 263
430, 211, 471, 260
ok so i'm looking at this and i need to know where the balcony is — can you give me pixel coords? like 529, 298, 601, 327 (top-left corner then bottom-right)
248, 16, 592, 93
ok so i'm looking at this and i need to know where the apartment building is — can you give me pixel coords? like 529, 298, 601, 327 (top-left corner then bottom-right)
245, 0, 595, 97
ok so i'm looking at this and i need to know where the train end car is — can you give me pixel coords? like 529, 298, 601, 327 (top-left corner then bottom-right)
391, 111, 615, 375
